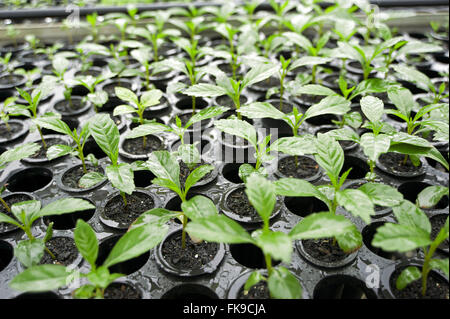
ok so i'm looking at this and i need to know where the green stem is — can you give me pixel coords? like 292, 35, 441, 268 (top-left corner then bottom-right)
37, 125, 47, 150
0, 196, 11, 212
120, 191, 128, 207
312, 65, 317, 84
181, 214, 188, 250
264, 253, 273, 277
192, 96, 196, 115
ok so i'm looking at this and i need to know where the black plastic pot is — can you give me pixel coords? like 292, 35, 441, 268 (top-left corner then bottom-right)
56, 163, 107, 193
376, 153, 428, 178
0, 74, 27, 91
119, 134, 165, 161
21, 134, 70, 165
0, 120, 29, 145
0, 192, 36, 234
52, 97, 92, 117
274, 154, 322, 182
154, 227, 226, 277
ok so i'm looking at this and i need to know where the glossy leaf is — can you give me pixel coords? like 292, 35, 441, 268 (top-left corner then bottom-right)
417, 186, 449, 209
314, 133, 344, 187
89, 114, 120, 165
74, 219, 98, 269
14, 239, 45, 269
358, 183, 403, 207
184, 164, 214, 194
9, 264, 72, 292
270, 136, 316, 156
336, 189, 374, 224
268, 267, 302, 299
360, 133, 391, 162
360, 96, 384, 123
430, 259, 449, 278
181, 195, 218, 220
78, 171, 107, 189
304, 95, 350, 120
215, 118, 258, 148
254, 230, 292, 263
105, 163, 135, 195
238, 102, 285, 119
289, 212, 355, 240
145, 151, 181, 192
46, 144, 74, 161
393, 200, 431, 234
125, 122, 170, 139
0, 142, 41, 166
245, 175, 276, 224
372, 223, 431, 252
242, 63, 278, 88
396, 266, 421, 290
184, 84, 228, 97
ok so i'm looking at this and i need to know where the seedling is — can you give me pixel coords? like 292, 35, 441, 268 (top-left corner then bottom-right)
184, 62, 279, 119
0, 197, 94, 268
0, 97, 30, 133
143, 150, 214, 249
372, 196, 449, 297
79, 114, 135, 206
0, 53, 16, 82
24, 35, 42, 56
13, 68, 40, 88
268, 0, 295, 34
85, 13, 101, 43
113, 87, 163, 148
75, 42, 110, 73
9, 219, 167, 298
213, 23, 240, 80
75, 74, 113, 112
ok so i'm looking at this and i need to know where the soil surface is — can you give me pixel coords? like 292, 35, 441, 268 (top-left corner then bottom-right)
122, 136, 162, 155
378, 153, 423, 174
0, 193, 32, 232
161, 231, 219, 271
430, 214, 449, 251
390, 267, 449, 299
302, 238, 350, 263
54, 99, 87, 114
40, 237, 78, 266
226, 188, 259, 220
0, 74, 24, 86
104, 192, 155, 226
278, 156, 320, 179
0, 122, 23, 140
29, 137, 67, 159
104, 283, 141, 299
238, 281, 271, 299
179, 160, 213, 186
62, 164, 104, 189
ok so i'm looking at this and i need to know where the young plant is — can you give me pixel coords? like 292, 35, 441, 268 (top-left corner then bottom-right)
0, 53, 16, 82
0, 198, 94, 268
75, 43, 110, 73
0, 97, 28, 133
186, 175, 303, 298
372, 196, 449, 297
10, 218, 167, 298
184, 62, 279, 119
113, 87, 163, 149
13, 68, 40, 88
79, 114, 135, 206
142, 150, 213, 249
0, 142, 41, 212
213, 23, 240, 80
75, 74, 112, 112
268, 0, 295, 34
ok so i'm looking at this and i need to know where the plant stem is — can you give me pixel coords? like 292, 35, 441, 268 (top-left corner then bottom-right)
36, 125, 47, 150
181, 214, 188, 249
0, 196, 11, 212
120, 191, 128, 207
312, 65, 317, 84
264, 253, 273, 277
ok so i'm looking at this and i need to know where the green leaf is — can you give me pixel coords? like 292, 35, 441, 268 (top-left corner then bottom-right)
387, 87, 414, 117
393, 200, 431, 234
393, 64, 433, 92
396, 266, 421, 290
360, 96, 384, 123
87, 266, 117, 289
274, 178, 330, 208
417, 186, 449, 209
33, 117, 72, 137
74, 219, 98, 269
184, 164, 214, 194
215, 118, 258, 148
105, 163, 135, 195
336, 189, 374, 224
113, 104, 136, 116
289, 56, 332, 70
254, 230, 292, 263
429, 259, 449, 277
244, 271, 265, 292
115, 87, 138, 104
184, 84, 228, 97
270, 136, 316, 156
185, 106, 229, 129
238, 102, 285, 119
46, 144, 74, 161
89, 114, 120, 165
177, 144, 200, 169
360, 133, 391, 162
37, 198, 95, 221
350, 78, 392, 100
9, 264, 72, 292
14, 239, 45, 268
140, 89, 163, 107
268, 267, 302, 299
0, 143, 41, 166
242, 63, 279, 88
358, 183, 403, 207
314, 133, 344, 187
294, 84, 337, 96
103, 222, 168, 268
0, 212, 21, 228
245, 175, 276, 224
181, 195, 218, 220
78, 172, 107, 189
334, 222, 363, 253
144, 151, 181, 192
125, 122, 170, 139
372, 223, 432, 252
304, 95, 350, 120
289, 212, 355, 240
11, 200, 41, 225
185, 214, 253, 244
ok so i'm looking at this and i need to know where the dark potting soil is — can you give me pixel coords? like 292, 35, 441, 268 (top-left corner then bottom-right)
104, 192, 155, 225
252, 76, 279, 90
278, 156, 319, 179
40, 237, 78, 266
390, 268, 449, 299
216, 95, 247, 109
378, 153, 423, 174
62, 164, 104, 189
302, 238, 350, 263
161, 231, 219, 271
0, 194, 32, 232
238, 281, 271, 299
104, 283, 141, 299
431, 214, 449, 251
0, 74, 24, 86
179, 160, 213, 186
0, 122, 22, 139
122, 136, 162, 155
29, 137, 67, 159
226, 188, 259, 220
54, 99, 87, 114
